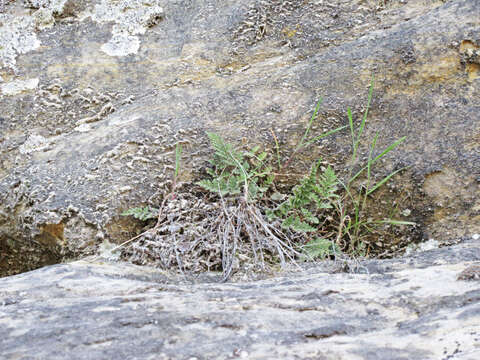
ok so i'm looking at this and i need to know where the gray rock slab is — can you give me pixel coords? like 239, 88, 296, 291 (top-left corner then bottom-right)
0, 0, 479, 275
1, 239, 479, 360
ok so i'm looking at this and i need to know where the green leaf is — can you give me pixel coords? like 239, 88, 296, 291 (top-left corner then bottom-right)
348, 107, 354, 140
207, 132, 243, 168
303, 125, 347, 148
290, 216, 317, 232
350, 136, 407, 183
298, 98, 323, 149
270, 192, 285, 201
257, 151, 267, 161
358, 75, 374, 144
251, 145, 260, 154
265, 209, 277, 221
248, 181, 259, 199
281, 215, 295, 229
318, 202, 333, 209
301, 208, 319, 224
372, 136, 407, 164
264, 174, 275, 187
367, 167, 407, 195
377, 219, 416, 226
303, 238, 340, 260
121, 206, 158, 221
175, 143, 182, 178
278, 202, 290, 216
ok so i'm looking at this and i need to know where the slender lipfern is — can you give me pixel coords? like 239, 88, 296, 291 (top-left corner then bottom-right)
198, 132, 274, 201
271, 160, 340, 233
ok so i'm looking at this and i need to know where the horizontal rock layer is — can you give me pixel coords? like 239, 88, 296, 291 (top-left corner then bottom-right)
0, 0, 479, 275
1, 238, 479, 359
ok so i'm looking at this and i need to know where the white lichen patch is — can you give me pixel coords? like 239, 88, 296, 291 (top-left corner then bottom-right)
404, 238, 440, 256
19, 134, 49, 154
1, 78, 39, 96
28, 0, 73, 30
101, 33, 140, 57
0, 15, 41, 71
74, 123, 93, 133
33, 7, 56, 30
25, 0, 69, 13
89, 0, 163, 56
97, 240, 121, 261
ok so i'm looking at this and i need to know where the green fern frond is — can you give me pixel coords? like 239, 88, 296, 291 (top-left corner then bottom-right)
207, 132, 243, 168
271, 161, 340, 234
301, 208, 319, 224
199, 133, 274, 200
121, 206, 159, 221
303, 238, 340, 260
290, 216, 317, 232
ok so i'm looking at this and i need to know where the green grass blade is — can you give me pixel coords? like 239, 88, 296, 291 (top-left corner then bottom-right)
372, 136, 407, 163
175, 143, 182, 178
299, 98, 323, 149
303, 125, 347, 147
350, 136, 407, 183
347, 107, 354, 139
377, 219, 416, 226
349, 164, 367, 183
358, 75, 374, 142
367, 167, 406, 195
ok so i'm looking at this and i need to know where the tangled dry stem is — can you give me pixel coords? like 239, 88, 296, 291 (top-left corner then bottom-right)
119, 187, 303, 281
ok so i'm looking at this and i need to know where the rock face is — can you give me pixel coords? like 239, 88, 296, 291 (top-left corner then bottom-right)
1, 238, 479, 359
0, 0, 479, 275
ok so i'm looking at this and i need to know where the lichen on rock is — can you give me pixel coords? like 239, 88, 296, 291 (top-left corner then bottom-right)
1, 238, 479, 359
1, 78, 39, 96
89, 0, 164, 56
0, 14, 40, 71
25, 0, 68, 12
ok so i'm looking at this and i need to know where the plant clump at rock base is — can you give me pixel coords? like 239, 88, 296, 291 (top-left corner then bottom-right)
116, 85, 416, 281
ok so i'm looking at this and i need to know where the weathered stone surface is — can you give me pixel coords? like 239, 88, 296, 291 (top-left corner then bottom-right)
0, 0, 479, 275
1, 238, 479, 359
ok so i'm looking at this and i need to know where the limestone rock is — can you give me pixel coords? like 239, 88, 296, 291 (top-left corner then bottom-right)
1, 239, 479, 359
0, 0, 479, 275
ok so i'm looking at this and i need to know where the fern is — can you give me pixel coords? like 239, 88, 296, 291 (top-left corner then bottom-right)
207, 132, 243, 169
117, 80, 415, 270
121, 206, 159, 221
282, 215, 317, 232
198, 133, 273, 201
302, 238, 340, 260
272, 161, 339, 233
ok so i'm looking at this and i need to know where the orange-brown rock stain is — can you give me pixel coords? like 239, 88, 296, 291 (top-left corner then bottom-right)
36, 223, 65, 247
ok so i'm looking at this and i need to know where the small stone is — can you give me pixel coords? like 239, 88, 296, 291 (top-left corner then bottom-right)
67, 205, 79, 213
118, 186, 132, 193
472, 234, 480, 241
95, 204, 108, 211
33, 8, 55, 30
418, 239, 439, 252
457, 265, 480, 281
402, 209, 411, 217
